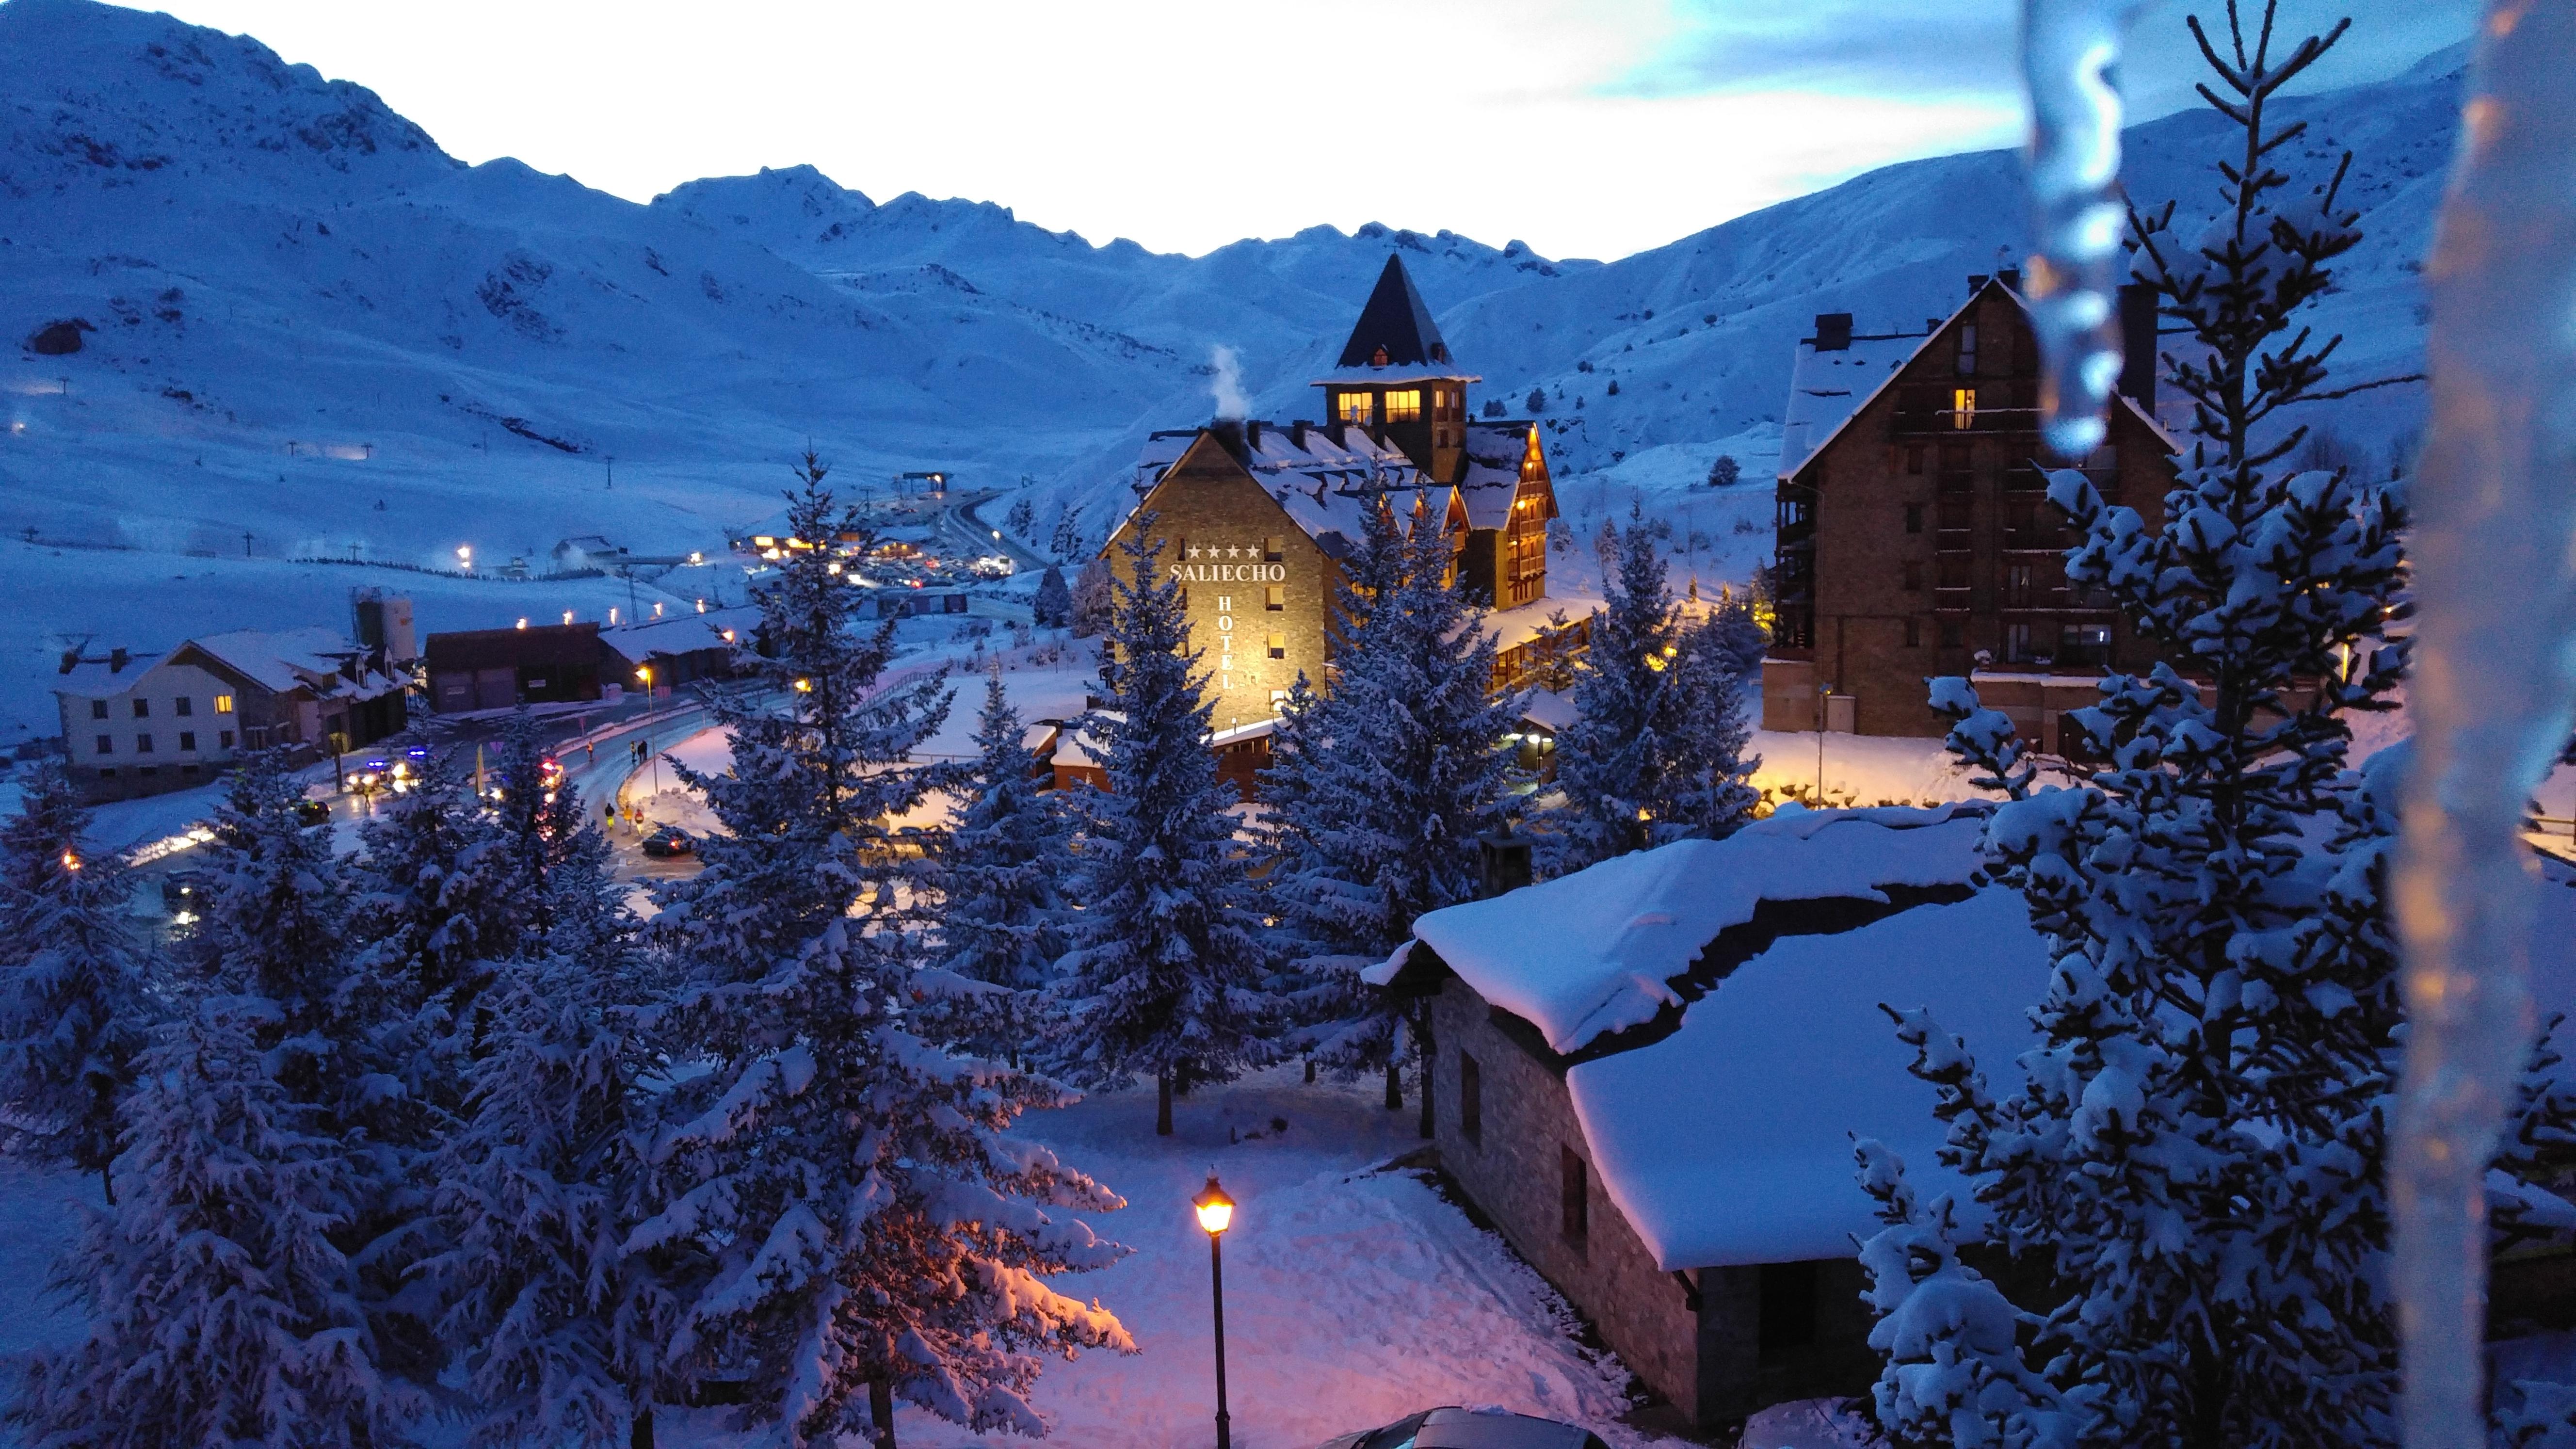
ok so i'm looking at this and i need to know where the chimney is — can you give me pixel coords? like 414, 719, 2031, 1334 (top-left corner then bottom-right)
1812, 313, 1854, 352
58, 649, 79, 675
1290, 419, 1310, 450
1998, 267, 2022, 291
1244, 419, 1265, 452
1968, 273, 1989, 294
1326, 419, 1349, 448
1208, 418, 1246, 461
109, 647, 129, 673
2118, 282, 2159, 413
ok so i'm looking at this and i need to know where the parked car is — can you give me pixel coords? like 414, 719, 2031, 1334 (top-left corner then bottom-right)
640, 825, 696, 859
1317, 1407, 1610, 1449
294, 796, 331, 826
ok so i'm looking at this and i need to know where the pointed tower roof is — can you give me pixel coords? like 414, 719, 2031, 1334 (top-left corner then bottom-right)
1336, 253, 1456, 369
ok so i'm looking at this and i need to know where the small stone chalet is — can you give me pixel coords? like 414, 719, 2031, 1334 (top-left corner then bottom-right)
1372, 808, 2576, 1431
52, 628, 405, 800
599, 604, 761, 698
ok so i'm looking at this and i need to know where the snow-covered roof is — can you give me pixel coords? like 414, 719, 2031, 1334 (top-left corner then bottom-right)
1519, 688, 1578, 733
1775, 281, 2179, 483
1130, 424, 1449, 560
1775, 327, 1931, 483
1569, 887, 2049, 1269
1457, 421, 1545, 530
1331, 253, 1460, 371
1388, 804, 1989, 1054
598, 604, 760, 660
190, 627, 372, 696
52, 651, 167, 698
1307, 364, 1483, 387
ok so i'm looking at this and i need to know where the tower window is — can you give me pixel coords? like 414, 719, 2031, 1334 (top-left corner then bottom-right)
1384, 390, 1422, 423
1336, 392, 1375, 426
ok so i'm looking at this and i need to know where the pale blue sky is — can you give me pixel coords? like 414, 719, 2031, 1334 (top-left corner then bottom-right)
145, 0, 2473, 262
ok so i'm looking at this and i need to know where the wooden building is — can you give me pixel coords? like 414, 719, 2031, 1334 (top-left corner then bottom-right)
424, 622, 607, 712
1763, 274, 2178, 748
1105, 255, 1561, 740
52, 628, 405, 800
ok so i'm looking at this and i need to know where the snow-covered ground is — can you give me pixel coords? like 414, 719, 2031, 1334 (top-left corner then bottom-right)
0, 1069, 1691, 1449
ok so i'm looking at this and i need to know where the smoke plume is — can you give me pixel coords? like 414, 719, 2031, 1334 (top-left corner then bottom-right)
1208, 345, 1249, 420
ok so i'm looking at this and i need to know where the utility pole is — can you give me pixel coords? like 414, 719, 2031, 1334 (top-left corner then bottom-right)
606, 455, 615, 490
242, 531, 254, 558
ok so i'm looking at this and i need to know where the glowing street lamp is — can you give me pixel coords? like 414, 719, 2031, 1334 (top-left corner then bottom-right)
455, 544, 473, 572
1192, 1174, 1237, 1449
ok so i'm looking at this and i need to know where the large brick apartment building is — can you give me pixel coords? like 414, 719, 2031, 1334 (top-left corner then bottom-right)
1763, 274, 2178, 750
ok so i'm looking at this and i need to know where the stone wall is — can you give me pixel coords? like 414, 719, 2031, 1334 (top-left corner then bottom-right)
1430, 976, 1707, 1420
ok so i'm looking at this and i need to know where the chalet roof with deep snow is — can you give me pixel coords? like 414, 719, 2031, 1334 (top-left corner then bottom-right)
1333, 253, 1459, 370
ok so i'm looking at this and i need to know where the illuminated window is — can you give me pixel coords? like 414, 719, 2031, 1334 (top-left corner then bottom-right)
1263, 535, 1284, 562
1952, 388, 1977, 429
1265, 585, 1286, 611
1384, 389, 1422, 423
1267, 632, 1287, 660
1336, 391, 1375, 425
214, 694, 234, 714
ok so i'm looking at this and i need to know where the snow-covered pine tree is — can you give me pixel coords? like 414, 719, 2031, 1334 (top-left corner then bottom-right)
1032, 565, 1072, 629
1052, 517, 1278, 1136
1705, 586, 1771, 680
1264, 497, 1515, 1124
931, 665, 1068, 1057
638, 459, 1129, 1446
346, 752, 525, 1108
0, 762, 146, 1201
423, 942, 672, 1449
1658, 611, 1760, 843
652, 453, 958, 986
1553, 511, 1684, 866
1849, 11, 2574, 1446
15, 995, 403, 1449
1068, 557, 1113, 637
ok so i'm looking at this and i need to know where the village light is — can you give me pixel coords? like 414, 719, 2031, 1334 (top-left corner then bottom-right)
456, 544, 473, 571
1191, 1174, 1237, 1449
636, 666, 653, 686
794, 677, 813, 692
60, 850, 80, 872
515, 617, 529, 630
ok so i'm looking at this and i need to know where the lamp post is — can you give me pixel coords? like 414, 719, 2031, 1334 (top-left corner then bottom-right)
1192, 1174, 1236, 1449
1816, 681, 1834, 802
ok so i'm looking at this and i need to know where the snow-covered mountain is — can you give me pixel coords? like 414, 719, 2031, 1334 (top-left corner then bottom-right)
0, 0, 2456, 742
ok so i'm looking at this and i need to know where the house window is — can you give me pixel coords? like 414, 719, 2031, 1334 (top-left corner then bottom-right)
1952, 387, 1977, 429
214, 694, 234, 714
2006, 621, 2035, 662
2006, 563, 2035, 607
1939, 618, 1965, 649
132, 698, 150, 718
1560, 1145, 1589, 1251
135, 734, 153, 754
219, 730, 235, 749
1384, 389, 1422, 423
97, 768, 115, 779
1759, 1261, 1821, 1353
1904, 617, 1922, 648
1956, 322, 1979, 377
89, 699, 108, 720
1267, 633, 1287, 660
175, 697, 193, 717
1460, 1053, 1482, 1147
1265, 585, 1286, 611
1904, 503, 1924, 534
178, 731, 196, 752
1336, 391, 1375, 425
95, 735, 113, 756
1905, 444, 1926, 475
1902, 560, 1924, 592
1263, 536, 1284, 563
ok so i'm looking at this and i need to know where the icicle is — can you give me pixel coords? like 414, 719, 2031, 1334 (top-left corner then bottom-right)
2019, 0, 2146, 460
2394, 6, 2576, 1449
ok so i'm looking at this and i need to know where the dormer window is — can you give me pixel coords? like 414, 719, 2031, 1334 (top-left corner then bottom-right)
1371, 346, 1389, 367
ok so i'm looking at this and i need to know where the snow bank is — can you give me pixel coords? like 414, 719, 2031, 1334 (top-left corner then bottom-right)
1393, 806, 1987, 1053
1568, 888, 2047, 1269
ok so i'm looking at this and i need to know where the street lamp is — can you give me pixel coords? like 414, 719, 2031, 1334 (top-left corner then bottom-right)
1192, 1174, 1237, 1449
1816, 681, 1835, 802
